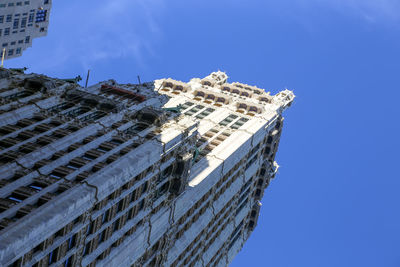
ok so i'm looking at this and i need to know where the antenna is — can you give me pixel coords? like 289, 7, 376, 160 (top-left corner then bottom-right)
85, 69, 91, 88
1, 48, 5, 68
137, 75, 141, 85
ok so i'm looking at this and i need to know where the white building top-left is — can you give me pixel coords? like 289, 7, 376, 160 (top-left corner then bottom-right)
0, 0, 52, 60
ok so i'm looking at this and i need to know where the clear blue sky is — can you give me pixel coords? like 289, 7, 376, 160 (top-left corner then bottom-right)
6, 1, 400, 266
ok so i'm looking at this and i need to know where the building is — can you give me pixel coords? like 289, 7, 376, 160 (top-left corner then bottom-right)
0, 0, 51, 60
0, 68, 294, 267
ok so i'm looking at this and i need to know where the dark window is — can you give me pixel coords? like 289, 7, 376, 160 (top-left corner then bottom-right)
117, 200, 124, 212
83, 242, 91, 256
48, 250, 54, 264
141, 181, 148, 193
64, 255, 73, 267
86, 222, 93, 235
21, 17, 27, 28
113, 218, 120, 231
99, 230, 105, 243
33, 242, 43, 254
73, 215, 81, 225
13, 19, 19, 29
102, 209, 109, 223
138, 199, 145, 211
67, 234, 76, 250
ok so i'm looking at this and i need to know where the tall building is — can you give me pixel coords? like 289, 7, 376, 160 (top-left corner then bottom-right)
0, 0, 52, 60
0, 68, 294, 267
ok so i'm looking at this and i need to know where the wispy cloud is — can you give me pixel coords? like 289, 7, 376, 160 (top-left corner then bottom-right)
10, 0, 398, 76
14, 0, 166, 73
75, 0, 165, 69
309, 0, 400, 23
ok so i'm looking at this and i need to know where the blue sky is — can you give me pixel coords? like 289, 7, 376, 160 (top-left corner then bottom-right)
6, 1, 400, 266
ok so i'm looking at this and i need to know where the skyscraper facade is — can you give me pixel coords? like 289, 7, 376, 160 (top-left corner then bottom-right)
0, 68, 294, 266
0, 0, 51, 60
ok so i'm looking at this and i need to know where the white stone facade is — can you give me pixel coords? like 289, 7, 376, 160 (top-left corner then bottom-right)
0, 0, 51, 60
0, 68, 294, 267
